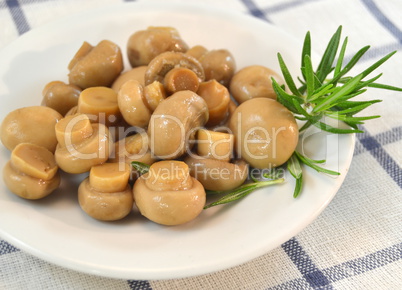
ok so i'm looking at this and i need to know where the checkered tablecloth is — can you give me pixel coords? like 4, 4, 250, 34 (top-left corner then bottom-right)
1, 0, 401, 289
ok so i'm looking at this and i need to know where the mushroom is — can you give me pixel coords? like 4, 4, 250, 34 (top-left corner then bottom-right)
229, 65, 284, 104
199, 49, 236, 87
54, 114, 112, 174
111, 66, 148, 92
196, 80, 230, 127
228, 98, 298, 169
186, 46, 236, 87
144, 51, 205, 86
3, 143, 60, 199
117, 80, 166, 128
127, 26, 189, 67
78, 162, 133, 221
78, 86, 121, 126
148, 90, 209, 159
41, 81, 81, 116
133, 160, 206, 225
184, 129, 248, 191
68, 40, 124, 89
0, 106, 62, 152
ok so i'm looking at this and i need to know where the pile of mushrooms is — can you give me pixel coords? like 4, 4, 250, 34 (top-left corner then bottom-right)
0, 25, 299, 226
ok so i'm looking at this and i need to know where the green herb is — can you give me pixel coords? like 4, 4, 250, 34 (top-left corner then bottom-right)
131, 161, 150, 175
273, 25, 402, 197
203, 178, 284, 209
273, 25, 401, 134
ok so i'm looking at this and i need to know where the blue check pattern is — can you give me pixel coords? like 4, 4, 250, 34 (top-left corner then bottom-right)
0, 0, 401, 289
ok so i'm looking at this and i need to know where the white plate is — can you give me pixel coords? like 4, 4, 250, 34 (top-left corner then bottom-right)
0, 1, 355, 280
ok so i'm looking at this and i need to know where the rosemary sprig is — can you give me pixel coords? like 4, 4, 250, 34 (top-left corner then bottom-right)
274, 25, 402, 197
273, 25, 402, 136
203, 178, 284, 209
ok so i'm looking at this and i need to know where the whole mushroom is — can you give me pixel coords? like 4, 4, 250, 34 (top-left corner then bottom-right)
0, 106, 62, 152
127, 26, 189, 67
117, 80, 166, 128
230, 65, 284, 104
68, 40, 124, 89
147, 90, 209, 159
185, 129, 248, 191
144, 51, 204, 86
54, 114, 112, 174
133, 160, 206, 225
41, 81, 81, 116
200, 49, 236, 87
78, 162, 133, 221
3, 143, 60, 199
229, 98, 299, 169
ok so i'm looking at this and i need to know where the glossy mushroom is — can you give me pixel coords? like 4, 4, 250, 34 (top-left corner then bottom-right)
127, 26, 189, 67
117, 80, 166, 128
54, 114, 112, 174
185, 129, 248, 191
133, 160, 206, 225
3, 143, 60, 199
0, 106, 62, 152
148, 90, 209, 159
41, 81, 81, 116
229, 65, 284, 104
200, 49, 236, 87
229, 98, 299, 169
68, 40, 124, 89
78, 162, 133, 221
144, 51, 205, 86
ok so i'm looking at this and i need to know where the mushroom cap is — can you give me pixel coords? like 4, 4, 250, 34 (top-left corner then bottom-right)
229, 98, 298, 169
0, 106, 62, 152
78, 177, 133, 221
229, 65, 283, 104
3, 161, 60, 200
